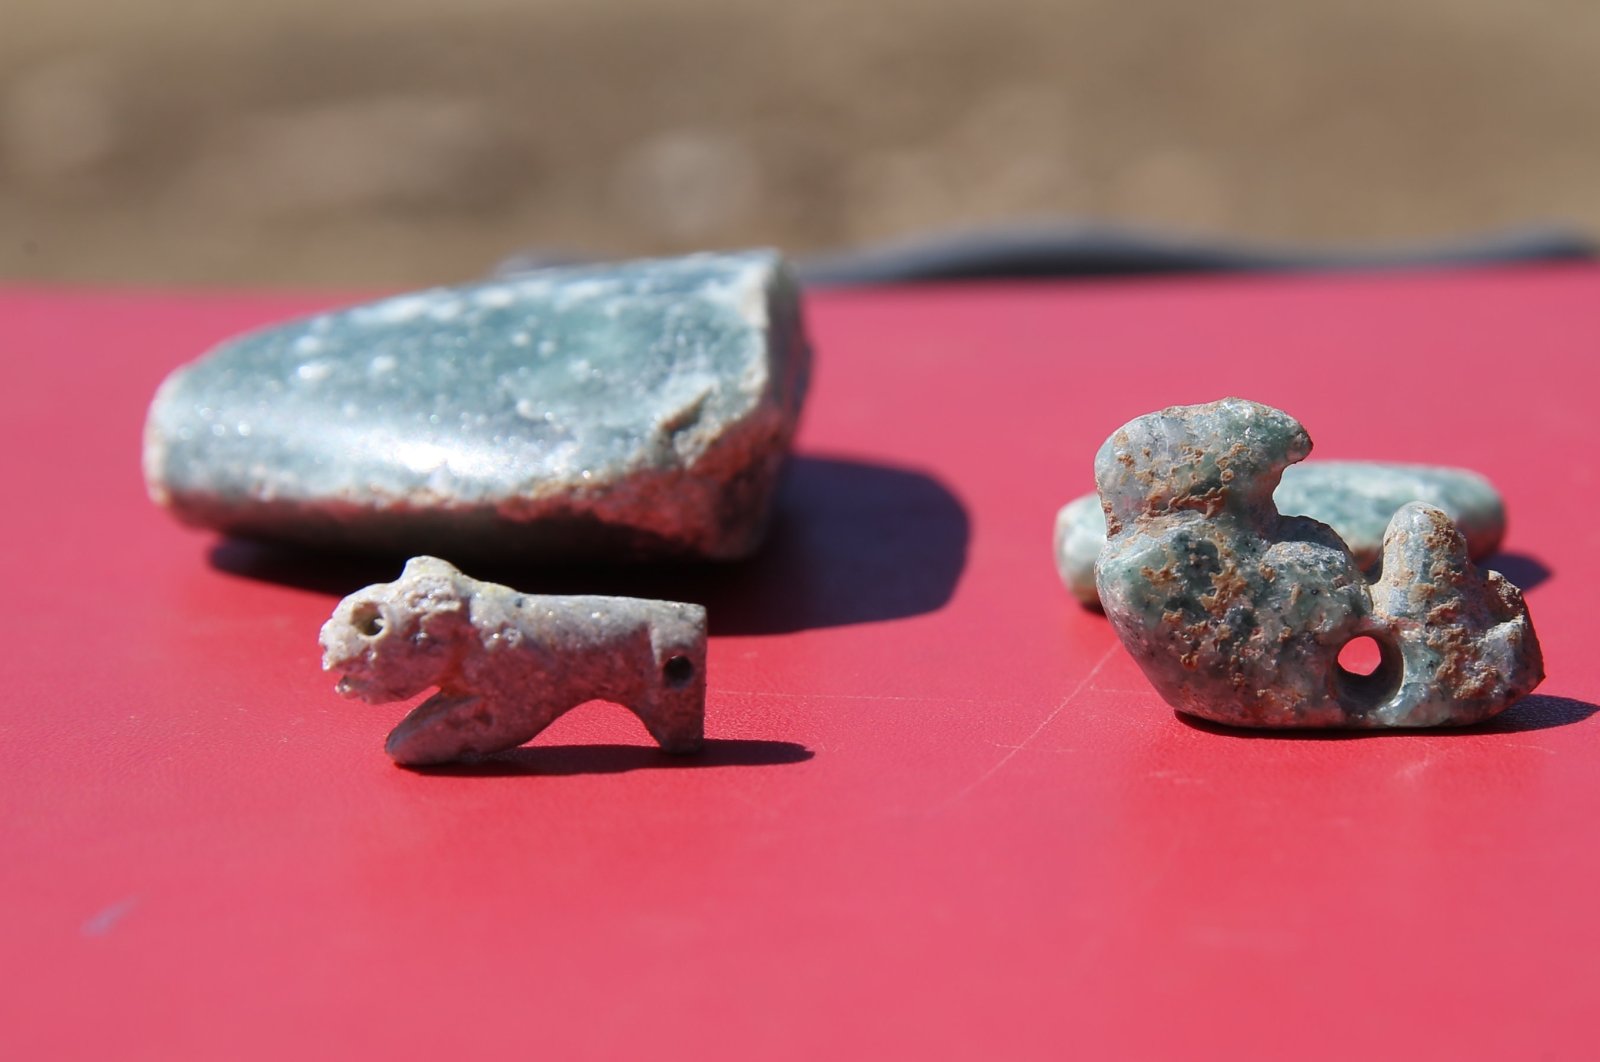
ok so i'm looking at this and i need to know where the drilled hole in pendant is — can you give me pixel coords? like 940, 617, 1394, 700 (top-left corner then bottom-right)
1337, 636, 1382, 675
1334, 634, 1404, 713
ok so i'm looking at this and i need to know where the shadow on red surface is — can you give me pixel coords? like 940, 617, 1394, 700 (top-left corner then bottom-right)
400, 738, 814, 777
1175, 693, 1596, 739
209, 454, 969, 636
1485, 552, 1554, 593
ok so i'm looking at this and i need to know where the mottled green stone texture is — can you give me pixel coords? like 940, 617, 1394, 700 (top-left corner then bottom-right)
1056, 461, 1506, 607
144, 251, 811, 561
1095, 398, 1542, 728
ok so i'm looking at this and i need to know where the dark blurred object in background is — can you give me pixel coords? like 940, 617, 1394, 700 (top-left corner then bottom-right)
789, 225, 1597, 284
497, 224, 1595, 285
4, 0, 1599, 286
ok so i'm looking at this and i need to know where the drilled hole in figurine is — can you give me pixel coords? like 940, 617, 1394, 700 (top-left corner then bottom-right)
1335, 635, 1382, 676
1333, 634, 1404, 714
663, 655, 695, 689
351, 602, 385, 638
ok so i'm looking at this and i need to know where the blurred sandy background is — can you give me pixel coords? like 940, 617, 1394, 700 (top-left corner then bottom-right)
3, 0, 1597, 286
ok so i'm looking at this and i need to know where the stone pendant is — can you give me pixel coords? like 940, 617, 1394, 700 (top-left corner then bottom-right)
1094, 398, 1543, 728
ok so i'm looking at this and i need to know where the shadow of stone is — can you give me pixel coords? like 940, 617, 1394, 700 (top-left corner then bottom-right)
1484, 552, 1553, 593
209, 538, 396, 596
1474, 694, 1597, 733
209, 453, 970, 635
403, 737, 813, 777
1175, 694, 1597, 740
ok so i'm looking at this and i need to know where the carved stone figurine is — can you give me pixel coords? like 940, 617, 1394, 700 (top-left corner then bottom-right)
1055, 459, 1508, 609
320, 557, 707, 765
1094, 398, 1543, 728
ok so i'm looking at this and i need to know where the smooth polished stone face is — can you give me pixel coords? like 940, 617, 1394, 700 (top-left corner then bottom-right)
144, 250, 810, 560
1055, 460, 1506, 608
1093, 398, 1543, 729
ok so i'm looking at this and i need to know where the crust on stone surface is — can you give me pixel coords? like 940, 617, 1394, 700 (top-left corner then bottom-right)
1057, 460, 1509, 609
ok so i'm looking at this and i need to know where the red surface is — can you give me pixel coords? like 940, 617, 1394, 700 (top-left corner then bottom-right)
3, 269, 1598, 1059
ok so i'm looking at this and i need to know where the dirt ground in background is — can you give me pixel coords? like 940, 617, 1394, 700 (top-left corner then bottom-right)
3, 0, 1598, 287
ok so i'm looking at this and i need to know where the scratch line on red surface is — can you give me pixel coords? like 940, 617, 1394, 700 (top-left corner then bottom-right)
939, 644, 1118, 807
80, 895, 140, 938
710, 688, 1028, 706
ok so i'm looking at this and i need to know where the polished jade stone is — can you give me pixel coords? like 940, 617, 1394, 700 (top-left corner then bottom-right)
144, 251, 811, 561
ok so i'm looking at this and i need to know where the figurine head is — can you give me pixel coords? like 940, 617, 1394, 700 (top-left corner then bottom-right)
1094, 397, 1311, 535
319, 556, 471, 703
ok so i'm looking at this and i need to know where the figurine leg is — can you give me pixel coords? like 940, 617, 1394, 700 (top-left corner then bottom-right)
634, 659, 706, 754
636, 708, 705, 755
384, 692, 554, 766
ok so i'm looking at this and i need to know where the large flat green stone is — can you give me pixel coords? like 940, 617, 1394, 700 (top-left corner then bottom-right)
144, 251, 811, 560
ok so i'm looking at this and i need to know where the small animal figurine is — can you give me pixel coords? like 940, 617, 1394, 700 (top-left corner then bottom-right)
320, 556, 706, 765
1093, 398, 1543, 728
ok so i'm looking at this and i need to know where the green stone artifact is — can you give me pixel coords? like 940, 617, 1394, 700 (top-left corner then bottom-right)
1056, 461, 1506, 608
1094, 398, 1543, 729
144, 251, 811, 561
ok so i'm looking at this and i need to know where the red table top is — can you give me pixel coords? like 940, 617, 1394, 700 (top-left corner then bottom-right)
3, 267, 1597, 1059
